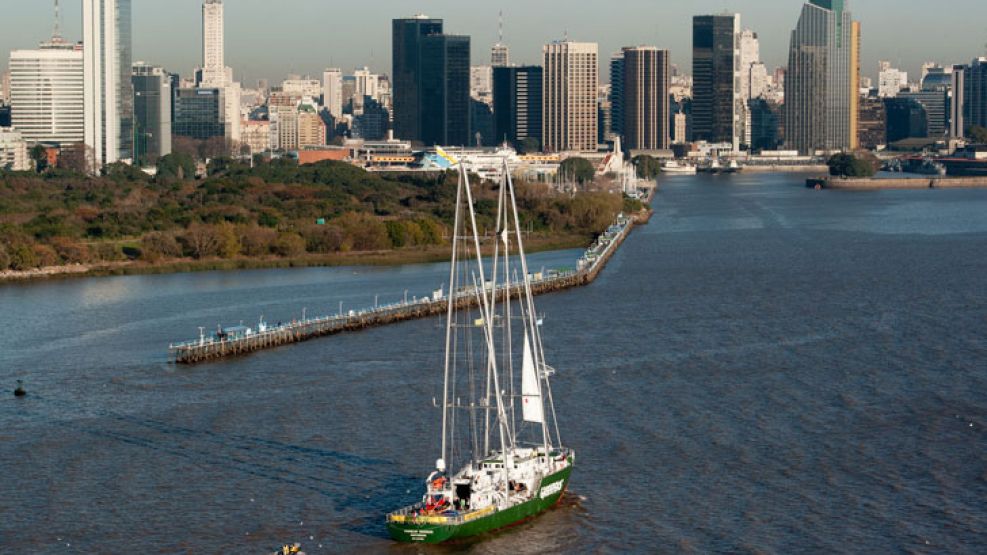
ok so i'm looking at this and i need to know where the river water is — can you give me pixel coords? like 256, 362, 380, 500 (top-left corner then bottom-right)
2, 173, 986, 554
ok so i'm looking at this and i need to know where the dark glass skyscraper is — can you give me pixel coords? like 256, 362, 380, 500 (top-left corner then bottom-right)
493, 66, 543, 150
391, 16, 443, 143
132, 63, 172, 163
609, 53, 625, 137
692, 14, 739, 145
173, 87, 225, 140
420, 34, 470, 146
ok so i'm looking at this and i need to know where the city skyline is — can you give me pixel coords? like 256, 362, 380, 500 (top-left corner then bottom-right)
3, 0, 987, 85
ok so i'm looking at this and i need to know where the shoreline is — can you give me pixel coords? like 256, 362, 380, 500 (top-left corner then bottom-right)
0, 234, 593, 284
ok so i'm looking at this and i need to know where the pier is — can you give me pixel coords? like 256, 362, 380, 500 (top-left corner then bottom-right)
169, 210, 645, 364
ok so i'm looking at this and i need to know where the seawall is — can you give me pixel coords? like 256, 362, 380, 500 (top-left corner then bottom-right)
808, 176, 987, 190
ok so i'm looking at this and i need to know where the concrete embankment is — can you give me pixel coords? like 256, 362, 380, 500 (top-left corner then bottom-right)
742, 165, 829, 174
808, 176, 987, 190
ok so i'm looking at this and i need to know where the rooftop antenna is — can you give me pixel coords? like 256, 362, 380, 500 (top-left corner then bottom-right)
498, 10, 504, 44
53, 0, 62, 40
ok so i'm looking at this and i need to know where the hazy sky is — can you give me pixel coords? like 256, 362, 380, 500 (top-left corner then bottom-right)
3, 0, 987, 85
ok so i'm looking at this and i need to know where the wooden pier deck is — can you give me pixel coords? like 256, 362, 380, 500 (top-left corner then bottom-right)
169, 210, 644, 364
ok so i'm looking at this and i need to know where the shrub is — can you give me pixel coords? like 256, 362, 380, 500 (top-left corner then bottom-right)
239, 225, 277, 256
271, 233, 306, 257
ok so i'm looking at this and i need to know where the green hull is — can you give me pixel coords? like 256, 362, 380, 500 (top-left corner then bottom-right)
387, 458, 573, 543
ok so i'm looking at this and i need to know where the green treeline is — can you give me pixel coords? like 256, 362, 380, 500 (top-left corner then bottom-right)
0, 158, 627, 272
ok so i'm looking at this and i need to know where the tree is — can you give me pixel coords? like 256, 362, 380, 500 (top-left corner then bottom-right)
632, 155, 662, 179
517, 137, 541, 154
181, 223, 222, 259
968, 125, 987, 144
559, 157, 596, 184
828, 153, 876, 178
30, 144, 48, 173
156, 152, 196, 180
271, 232, 306, 257
58, 143, 96, 174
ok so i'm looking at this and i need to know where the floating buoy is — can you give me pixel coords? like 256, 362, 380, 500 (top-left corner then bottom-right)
14, 380, 26, 397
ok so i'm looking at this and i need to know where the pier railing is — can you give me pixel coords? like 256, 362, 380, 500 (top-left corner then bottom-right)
168, 211, 641, 364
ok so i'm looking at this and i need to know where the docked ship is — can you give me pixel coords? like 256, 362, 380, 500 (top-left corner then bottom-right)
661, 160, 698, 174
386, 156, 574, 543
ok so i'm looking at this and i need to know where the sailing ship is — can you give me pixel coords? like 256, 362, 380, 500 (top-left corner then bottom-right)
386, 155, 574, 543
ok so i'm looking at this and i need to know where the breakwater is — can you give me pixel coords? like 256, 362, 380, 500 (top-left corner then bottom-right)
808, 176, 987, 190
169, 211, 643, 364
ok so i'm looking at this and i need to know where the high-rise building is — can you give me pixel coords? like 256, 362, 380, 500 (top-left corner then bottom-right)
749, 62, 769, 99
201, 0, 225, 86
491, 44, 510, 67
471, 99, 494, 146
858, 96, 887, 149
9, 38, 84, 145
885, 97, 928, 143
420, 34, 471, 146
850, 21, 860, 149
173, 87, 226, 140
353, 67, 380, 101
692, 14, 741, 148
240, 119, 271, 154
281, 78, 322, 100
493, 65, 543, 149
352, 96, 389, 140
621, 46, 670, 152
953, 58, 987, 137
322, 68, 343, 119
197, 0, 240, 144
899, 90, 948, 138
951, 65, 966, 138
470, 66, 493, 104
748, 98, 782, 151
878, 61, 908, 98
83, 0, 134, 166
0, 71, 10, 104
297, 105, 326, 148
132, 63, 172, 162
738, 29, 759, 99
0, 127, 31, 171
392, 15, 443, 142
609, 53, 625, 137
784, 0, 854, 155
543, 41, 599, 152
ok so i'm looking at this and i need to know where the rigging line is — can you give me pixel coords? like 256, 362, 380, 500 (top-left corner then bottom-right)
440, 163, 465, 470
506, 161, 552, 454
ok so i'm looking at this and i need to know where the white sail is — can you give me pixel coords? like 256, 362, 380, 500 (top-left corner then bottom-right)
521, 332, 544, 424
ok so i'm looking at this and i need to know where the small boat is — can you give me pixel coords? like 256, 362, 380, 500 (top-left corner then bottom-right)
14, 380, 26, 397
386, 157, 573, 544
722, 160, 741, 174
660, 160, 697, 174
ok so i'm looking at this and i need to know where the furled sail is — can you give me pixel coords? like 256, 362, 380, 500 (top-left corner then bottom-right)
521, 332, 544, 424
